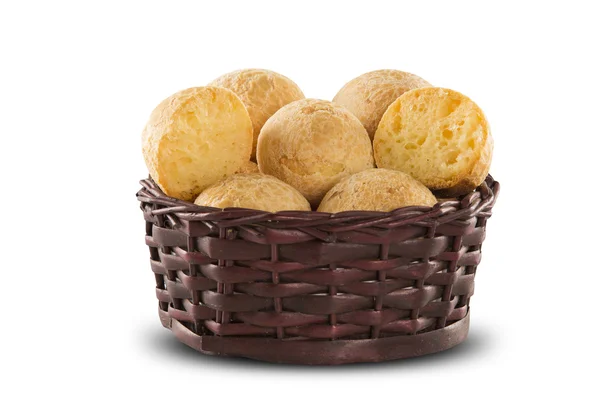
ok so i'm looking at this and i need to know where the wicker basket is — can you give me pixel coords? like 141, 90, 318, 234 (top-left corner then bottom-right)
137, 175, 499, 365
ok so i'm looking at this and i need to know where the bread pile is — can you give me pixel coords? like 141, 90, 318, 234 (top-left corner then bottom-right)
142, 69, 493, 213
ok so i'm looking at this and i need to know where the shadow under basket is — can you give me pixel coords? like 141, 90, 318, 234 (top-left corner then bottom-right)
137, 175, 499, 365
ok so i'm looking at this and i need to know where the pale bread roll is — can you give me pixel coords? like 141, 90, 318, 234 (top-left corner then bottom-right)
209, 69, 305, 159
194, 173, 311, 212
374, 87, 493, 197
333, 69, 431, 139
318, 169, 436, 213
142, 86, 253, 201
257, 99, 374, 206
236, 160, 259, 174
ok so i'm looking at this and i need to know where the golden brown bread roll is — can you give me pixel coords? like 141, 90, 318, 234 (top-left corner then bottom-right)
374, 87, 493, 197
209, 69, 305, 159
194, 173, 311, 212
141, 86, 253, 201
333, 69, 431, 139
317, 169, 437, 213
257, 99, 374, 206
236, 160, 259, 174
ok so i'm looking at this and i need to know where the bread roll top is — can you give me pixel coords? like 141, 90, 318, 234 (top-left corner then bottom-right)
194, 173, 311, 212
210, 69, 305, 159
333, 69, 431, 139
257, 99, 374, 206
318, 168, 437, 213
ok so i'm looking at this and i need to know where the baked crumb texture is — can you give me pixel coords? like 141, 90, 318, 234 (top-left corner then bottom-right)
374, 87, 493, 196
142, 86, 253, 201
333, 69, 431, 139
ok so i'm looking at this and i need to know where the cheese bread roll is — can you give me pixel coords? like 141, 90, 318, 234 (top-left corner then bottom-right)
142, 86, 253, 201
318, 169, 436, 213
194, 173, 311, 212
333, 69, 431, 139
209, 69, 305, 159
257, 99, 374, 206
374, 87, 493, 196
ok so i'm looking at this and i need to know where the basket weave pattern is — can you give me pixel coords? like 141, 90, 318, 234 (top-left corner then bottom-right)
137, 175, 499, 364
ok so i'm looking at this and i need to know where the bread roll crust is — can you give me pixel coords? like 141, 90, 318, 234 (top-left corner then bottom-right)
142, 86, 253, 201
257, 99, 375, 206
317, 168, 437, 213
209, 69, 305, 159
236, 160, 259, 174
374, 87, 493, 197
333, 69, 431, 139
194, 173, 311, 212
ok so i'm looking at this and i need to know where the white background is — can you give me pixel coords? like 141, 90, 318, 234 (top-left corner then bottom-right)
1, 1, 598, 398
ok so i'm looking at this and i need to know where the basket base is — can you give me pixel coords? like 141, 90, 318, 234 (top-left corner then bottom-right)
160, 309, 470, 365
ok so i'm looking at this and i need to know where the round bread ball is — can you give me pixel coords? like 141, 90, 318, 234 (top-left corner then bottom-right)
333, 69, 431, 139
236, 160, 259, 174
317, 169, 437, 213
209, 69, 305, 159
257, 99, 374, 206
374, 87, 493, 197
142, 86, 253, 202
194, 173, 311, 212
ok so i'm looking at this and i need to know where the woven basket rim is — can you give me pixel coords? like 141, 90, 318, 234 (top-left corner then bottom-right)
138, 175, 499, 364
137, 174, 499, 227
